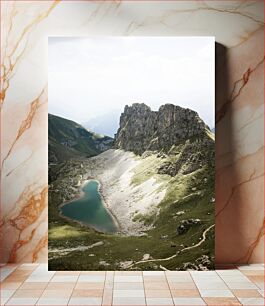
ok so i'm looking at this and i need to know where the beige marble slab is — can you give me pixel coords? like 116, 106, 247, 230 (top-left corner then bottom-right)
0, 0, 264, 264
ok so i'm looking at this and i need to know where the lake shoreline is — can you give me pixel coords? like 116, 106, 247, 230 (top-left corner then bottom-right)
59, 179, 120, 234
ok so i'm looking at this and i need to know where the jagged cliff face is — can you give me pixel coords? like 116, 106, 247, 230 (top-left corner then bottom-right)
114, 103, 214, 177
115, 103, 211, 155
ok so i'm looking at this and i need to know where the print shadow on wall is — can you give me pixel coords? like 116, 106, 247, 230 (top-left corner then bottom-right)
48, 37, 215, 271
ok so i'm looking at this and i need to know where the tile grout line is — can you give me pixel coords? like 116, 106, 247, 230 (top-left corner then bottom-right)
190, 270, 231, 305
2, 264, 44, 306
33, 265, 51, 306
110, 271, 114, 306
66, 271, 80, 305
1, 264, 264, 305
142, 271, 147, 306
113, 271, 118, 306
217, 267, 251, 305
101, 271, 107, 306
165, 270, 175, 305
1, 264, 19, 305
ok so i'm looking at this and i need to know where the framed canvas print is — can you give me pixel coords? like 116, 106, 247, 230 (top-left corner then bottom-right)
48, 37, 215, 271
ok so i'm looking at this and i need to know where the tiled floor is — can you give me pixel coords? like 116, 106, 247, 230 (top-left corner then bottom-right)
0, 264, 264, 305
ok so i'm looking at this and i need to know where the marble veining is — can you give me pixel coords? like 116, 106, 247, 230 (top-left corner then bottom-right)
0, 0, 264, 264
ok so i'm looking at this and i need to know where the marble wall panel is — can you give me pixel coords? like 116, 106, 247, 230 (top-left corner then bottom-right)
0, 0, 264, 263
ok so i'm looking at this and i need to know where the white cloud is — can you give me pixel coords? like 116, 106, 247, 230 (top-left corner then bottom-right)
48, 37, 214, 130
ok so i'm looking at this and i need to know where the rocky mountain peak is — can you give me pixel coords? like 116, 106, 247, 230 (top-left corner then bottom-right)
115, 103, 211, 155
124, 103, 151, 112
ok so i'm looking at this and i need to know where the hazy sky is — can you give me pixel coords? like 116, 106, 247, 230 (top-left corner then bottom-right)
48, 37, 214, 134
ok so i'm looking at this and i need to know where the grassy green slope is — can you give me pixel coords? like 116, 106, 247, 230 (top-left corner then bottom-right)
48, 133, 214, 271
48, 114, 112, 163
48, 164, 214, 270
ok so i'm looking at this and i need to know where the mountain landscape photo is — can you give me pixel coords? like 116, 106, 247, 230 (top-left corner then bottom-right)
48, 103, 215, 271
48, 36, 215, 271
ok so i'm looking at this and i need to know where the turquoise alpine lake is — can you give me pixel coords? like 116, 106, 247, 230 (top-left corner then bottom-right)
60, 180, 117, 233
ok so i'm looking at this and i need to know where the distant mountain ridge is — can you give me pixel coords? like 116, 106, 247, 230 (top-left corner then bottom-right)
83, 110, 120, 138
48, 113, 113, 163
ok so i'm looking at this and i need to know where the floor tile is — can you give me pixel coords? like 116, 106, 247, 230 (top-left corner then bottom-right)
195, 282, 228, 290
166, 276, 193, 283
241, 270, 264, 276
112, 296, 146, 305
78, 275, 105, 282
102, 289, 112, 306
0, 266, 18, 282
144, 276, 167, 282
143, 271, 165, 276
165, 271, 190, 276
37, 264, 49, 270
75, 282, 104, 290
232, 289, 262, 298
8, 269, 32, 276
55, 271, 80, 275
19, 282, 48, 290
105, 272, 114, 279
113, 290, 145, 297
144, 282, 169, 290
219, 275, 250, 282
40, 289, 72, 298
145, 290, 172, 298
45, 282, 76, 290
6, 297, 38, 305
115, 271, 142, 276
237, 264, 264, 271
247, 275, 264, 282
192, 275, 224, 281
199, 289, 234, 297
71, 289, 103, 297
12, 289, 43, 298
203, 297, 242, 305
36, 298, 69, 305
238, 297, 265, 305
170, 289, 200, 297
0, 282, 22, 290
225, 282, 258, 289
1, 297, 10, 305
255, 282, 264, 290
50, 275, 78, 282
68, 297, 102, 305
29, 269, 54, 276
191, 271, 218, 276
81, 271, 106, 275
104, 281, 114, 290
3, 275, 28, 283
168, 282, 197, 289
173, 297, 206, 305
0, 290, 15, 305
146, 297, 174, 305
258, 290, 265, 297
114, 282, 144, 290
0, 289, 15, 298
216, 270, 245, 276
1, 263, 264, 305
114, 275, 143, 283
25, 276, 54, 283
